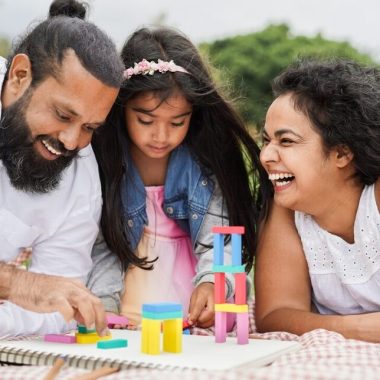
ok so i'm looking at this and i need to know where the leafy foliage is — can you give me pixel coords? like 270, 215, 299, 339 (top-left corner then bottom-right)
200, 24, 376, 129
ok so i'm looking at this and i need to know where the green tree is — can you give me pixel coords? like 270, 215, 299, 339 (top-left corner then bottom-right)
200, 24, 376, 129
0, 35, 10, 58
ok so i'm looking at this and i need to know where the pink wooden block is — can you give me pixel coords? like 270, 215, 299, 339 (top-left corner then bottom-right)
235, 272, 246, 304
215, 311, 227, 343
106, 314, 129, 326
44, 334, 76, 344
214, 272, 226, 303
212, 226, 245, 235
236, 312, 249, 344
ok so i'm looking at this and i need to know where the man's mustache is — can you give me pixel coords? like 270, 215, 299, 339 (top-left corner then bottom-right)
35, 135, 78, 158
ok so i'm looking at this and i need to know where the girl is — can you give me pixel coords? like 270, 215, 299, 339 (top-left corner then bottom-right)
256, 58, 380, 342
91, 27, 271, 328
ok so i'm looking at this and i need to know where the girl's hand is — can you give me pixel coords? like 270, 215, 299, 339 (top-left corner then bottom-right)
187, 282, 215, 328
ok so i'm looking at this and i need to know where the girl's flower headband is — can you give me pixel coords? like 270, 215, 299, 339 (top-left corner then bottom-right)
123, 59, 189, 80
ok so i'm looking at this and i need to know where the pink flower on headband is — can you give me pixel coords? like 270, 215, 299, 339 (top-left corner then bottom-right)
123, 59, 188, 79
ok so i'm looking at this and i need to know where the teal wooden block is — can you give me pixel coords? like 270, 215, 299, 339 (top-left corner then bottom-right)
77, 325, 96, 334
142, 310, 183, 320
97, 339, 128, 349
212, 264, 245, 273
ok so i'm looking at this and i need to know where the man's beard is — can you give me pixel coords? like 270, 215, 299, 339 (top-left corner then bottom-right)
0, 89, 78, 193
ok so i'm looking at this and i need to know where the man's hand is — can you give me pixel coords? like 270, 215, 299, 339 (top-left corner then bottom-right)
187, 282, 215, 328
8, 267, 108, 336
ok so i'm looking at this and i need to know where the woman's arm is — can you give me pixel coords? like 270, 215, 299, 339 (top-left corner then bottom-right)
255, 201, 380, 342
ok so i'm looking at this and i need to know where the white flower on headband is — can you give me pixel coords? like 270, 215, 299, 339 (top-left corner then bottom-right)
123, 59, 188, 79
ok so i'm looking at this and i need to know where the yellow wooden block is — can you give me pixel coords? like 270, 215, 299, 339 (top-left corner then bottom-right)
163, 318, 182, 353
141, 318, 150, 353
214, 303, 248, 313
141, 318, 161, 355
75, 332, 112, 344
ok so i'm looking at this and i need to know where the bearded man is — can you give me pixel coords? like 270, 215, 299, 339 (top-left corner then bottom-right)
0, 0, 123, 337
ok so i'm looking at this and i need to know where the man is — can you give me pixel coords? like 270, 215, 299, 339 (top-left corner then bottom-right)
0, 0, 124, 337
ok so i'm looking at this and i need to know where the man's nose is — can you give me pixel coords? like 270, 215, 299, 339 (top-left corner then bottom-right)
58, 125, 81, 151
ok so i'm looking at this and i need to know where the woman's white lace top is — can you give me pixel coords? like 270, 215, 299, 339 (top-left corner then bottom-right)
295, 184, 380, 314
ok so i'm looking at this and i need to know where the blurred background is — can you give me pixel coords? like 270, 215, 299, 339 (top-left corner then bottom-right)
1, 0, 379, 129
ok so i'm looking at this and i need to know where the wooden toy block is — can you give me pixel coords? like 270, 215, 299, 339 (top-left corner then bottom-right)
235, 272, 247, 304
214, 272, 226, 303
212, 226, 245, 235
97, 339, 128, 349
75, 332, 111, 344
77, 325, 96, 334
183, 328, 190, 335
44, 334, 76, 344
212, 264, 245, 273
163, 318, 182, 353
182, 320, 191, 330
215, 311, 227, 343
215, 303, 248, 313
232, 234, 242, 265
213, 232, 224, 265
106, 315, 129, 327
142, 302, 182, 314
142, 310, 183, 320
141, 318, 161, 355
237, 312, 249, 344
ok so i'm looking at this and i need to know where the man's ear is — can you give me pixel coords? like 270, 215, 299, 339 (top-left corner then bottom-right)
5, 54, 32, 99
334, 144, 354, 168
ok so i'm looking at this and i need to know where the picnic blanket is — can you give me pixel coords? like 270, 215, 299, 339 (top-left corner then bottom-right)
1, 299, 380, 379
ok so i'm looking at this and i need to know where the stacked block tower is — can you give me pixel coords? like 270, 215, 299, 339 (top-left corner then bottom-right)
141, 302, 183, 355
212, 226, 249, 344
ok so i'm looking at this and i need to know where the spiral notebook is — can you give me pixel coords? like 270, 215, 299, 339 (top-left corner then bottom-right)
0, 329, 300, 371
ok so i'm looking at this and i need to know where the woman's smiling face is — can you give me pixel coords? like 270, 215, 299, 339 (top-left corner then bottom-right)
260, 93, 339, 213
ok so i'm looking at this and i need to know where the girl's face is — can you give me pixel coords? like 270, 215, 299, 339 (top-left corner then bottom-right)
125, 91, 192, 162
260, 93, 339, 213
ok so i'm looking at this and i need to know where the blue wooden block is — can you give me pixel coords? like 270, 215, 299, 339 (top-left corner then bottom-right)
183, 329, 191, 335
232, 233, 242, 265
142, 302, 182, 313
142, 310, 183, 320
97, 339, 128, 349
214, 233, 224, 265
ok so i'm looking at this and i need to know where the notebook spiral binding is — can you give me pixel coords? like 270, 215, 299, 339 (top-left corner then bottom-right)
0, 345, 198, 371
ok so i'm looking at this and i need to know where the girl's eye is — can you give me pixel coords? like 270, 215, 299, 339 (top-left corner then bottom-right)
262, 136, 270, 146
172, 120, 185, 127
137, 118, 153, 126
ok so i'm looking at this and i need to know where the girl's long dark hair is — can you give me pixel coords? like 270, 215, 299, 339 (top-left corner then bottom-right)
93, 26, 272, 272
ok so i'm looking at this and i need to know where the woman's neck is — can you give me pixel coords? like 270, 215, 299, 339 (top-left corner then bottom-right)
130, 146, 169, 186
312, 182, 364, 244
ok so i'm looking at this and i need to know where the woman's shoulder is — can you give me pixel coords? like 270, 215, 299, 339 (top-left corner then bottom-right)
375, 178, 380, 211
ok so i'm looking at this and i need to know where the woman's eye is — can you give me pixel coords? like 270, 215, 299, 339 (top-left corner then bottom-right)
280, 138, 293, 145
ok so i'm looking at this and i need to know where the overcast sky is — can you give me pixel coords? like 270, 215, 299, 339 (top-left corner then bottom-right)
1, 0, 380, 59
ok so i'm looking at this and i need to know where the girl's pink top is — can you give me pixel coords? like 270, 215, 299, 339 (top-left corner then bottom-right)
121, 186, 197, 325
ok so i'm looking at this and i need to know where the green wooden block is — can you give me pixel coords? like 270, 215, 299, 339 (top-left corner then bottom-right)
142, 310, 183, 320
97, 339, 128, 349
212, 264, 245, 273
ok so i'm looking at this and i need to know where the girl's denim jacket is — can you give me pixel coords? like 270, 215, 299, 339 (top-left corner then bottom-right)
88, 144, 238, 313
